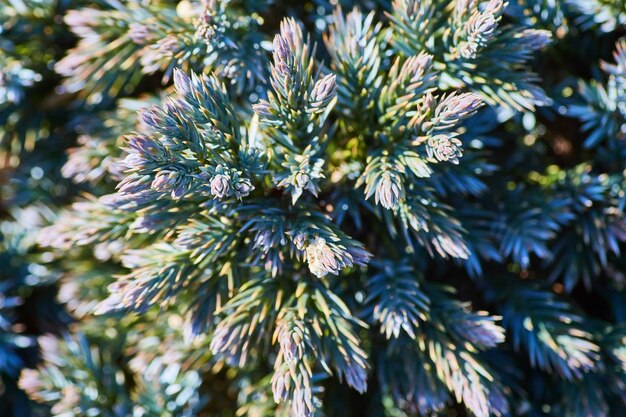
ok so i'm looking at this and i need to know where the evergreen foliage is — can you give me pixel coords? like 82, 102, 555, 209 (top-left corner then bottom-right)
2, 0, 626, 416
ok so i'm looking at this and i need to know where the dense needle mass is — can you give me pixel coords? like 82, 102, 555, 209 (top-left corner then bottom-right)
1, 0, 626, 416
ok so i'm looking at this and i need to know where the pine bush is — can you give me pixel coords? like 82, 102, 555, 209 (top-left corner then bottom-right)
2, 0, 626, 416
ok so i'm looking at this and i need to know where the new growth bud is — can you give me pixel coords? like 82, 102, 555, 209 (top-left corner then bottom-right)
306, 237, 340, 277
210, 174, 230, 199
427, 134, 463, 164
435, 92, 483, 128
375, 172, 404, 210
309, 74, 337, 112
234, 178, 254, 198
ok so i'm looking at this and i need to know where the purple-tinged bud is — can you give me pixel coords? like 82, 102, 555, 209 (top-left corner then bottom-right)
123, 153, 146, 169
275, 316, 304, 361
435, 92, 483, 127
272, 18, 304, 78
309, 74, 337, 110
427, 134, 463, 164
375, 172, 403, 210
279, 18, 302, 50
173, 68, 192, 96
457, 1, 503, 59
162, 99, 181, 116
151, 170, 179, 192
272, 35, 292, 75
122, 152, 148, 170
210, 174, 230, 199
139, 107, 163, 129
117, 174, 151, 195
403, 52, 434, 84
471, 12, 497, 38
234, 178, 254, 198
125, 134, 166, 162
